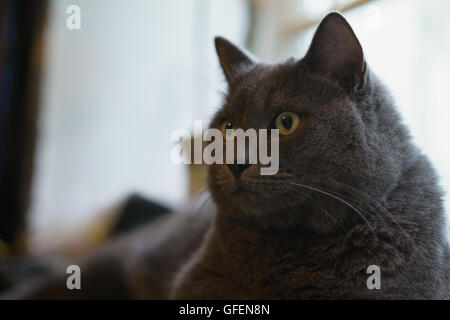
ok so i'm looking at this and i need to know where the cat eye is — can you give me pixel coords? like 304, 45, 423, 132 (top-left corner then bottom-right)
220, 120, 235, 140
274, 112, 301, 136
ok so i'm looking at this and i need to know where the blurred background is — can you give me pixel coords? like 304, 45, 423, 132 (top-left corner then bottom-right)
1, 0, 449, 291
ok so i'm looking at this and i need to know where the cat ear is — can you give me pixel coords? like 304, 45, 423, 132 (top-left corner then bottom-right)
215, 37, 255, 85
304, 12, 366, 91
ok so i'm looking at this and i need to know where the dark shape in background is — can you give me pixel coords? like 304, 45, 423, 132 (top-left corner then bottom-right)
110, 194, 171, 237
0, 0, 48, 251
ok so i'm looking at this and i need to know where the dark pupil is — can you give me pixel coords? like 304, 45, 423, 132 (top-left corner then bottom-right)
225, 122, 233, 130
281, 115, 292, 129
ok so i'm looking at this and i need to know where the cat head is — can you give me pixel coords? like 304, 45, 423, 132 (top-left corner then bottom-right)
208, 12, 412, 234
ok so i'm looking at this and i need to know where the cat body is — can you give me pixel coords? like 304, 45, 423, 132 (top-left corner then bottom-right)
173, 13, 450, 299
174, 156, 450, 299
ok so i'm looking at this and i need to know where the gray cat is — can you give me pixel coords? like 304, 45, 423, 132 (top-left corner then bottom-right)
172, 12, 450, 299
2, 12, 449, 300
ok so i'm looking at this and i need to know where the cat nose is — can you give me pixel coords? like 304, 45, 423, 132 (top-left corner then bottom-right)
227, 163, 250, 178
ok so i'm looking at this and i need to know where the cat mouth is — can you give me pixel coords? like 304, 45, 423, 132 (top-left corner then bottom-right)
222, 178, 247, 197
214, 164, 269, 200
226, 163, 252, 180
229, 181, 264, 199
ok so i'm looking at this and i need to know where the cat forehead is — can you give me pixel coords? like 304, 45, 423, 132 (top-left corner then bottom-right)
229, 63, 294, 100
226, 62, 305, 106
235, 60, 345, 103
245, 61, 296, 85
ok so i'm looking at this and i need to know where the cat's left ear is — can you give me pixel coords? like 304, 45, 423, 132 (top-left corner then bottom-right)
304, 12, 367, 91
215, 37, 255, 85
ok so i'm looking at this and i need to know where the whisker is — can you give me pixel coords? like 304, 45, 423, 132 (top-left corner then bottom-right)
320, 179, 410, 240
287, 190, 348, 234
287, 182, 378, 239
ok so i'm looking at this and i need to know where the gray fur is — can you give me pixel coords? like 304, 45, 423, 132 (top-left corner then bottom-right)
176, 12, 450, 299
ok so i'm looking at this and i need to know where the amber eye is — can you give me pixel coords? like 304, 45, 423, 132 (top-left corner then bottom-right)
220, 120, 235, 140
274, 112, 301, 136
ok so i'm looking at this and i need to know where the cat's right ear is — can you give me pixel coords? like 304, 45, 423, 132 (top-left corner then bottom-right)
303, 12, 366, 92
215, 37, 255, 85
